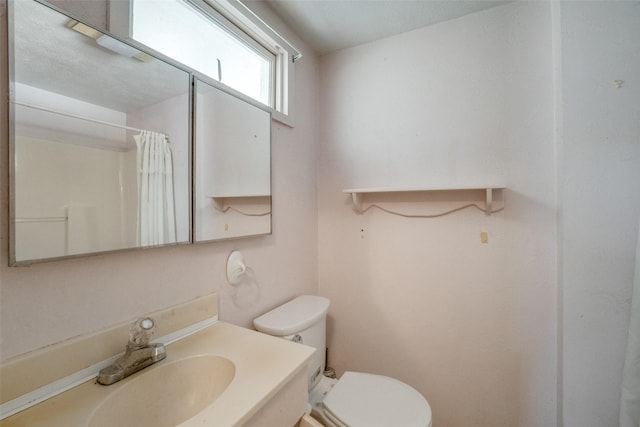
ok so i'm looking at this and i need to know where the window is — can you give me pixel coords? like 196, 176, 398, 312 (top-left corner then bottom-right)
109, 0, 299, 125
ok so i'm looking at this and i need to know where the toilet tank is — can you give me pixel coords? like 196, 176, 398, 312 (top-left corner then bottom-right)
253, 296, 330, 390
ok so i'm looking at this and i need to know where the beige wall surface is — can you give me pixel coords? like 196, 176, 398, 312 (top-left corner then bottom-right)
0, 0, 320, 362
559, 2, 640, 426
318, 3, 558, 426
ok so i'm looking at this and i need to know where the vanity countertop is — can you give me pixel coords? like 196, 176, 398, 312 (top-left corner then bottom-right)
0, 322, 315, 426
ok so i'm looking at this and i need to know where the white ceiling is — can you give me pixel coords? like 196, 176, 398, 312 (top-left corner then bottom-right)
255, 0, 511, 55
14, 0, 189, 113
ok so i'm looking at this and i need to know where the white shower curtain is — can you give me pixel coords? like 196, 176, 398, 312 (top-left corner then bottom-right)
621, 217, 640, 427
134, 130, 176, 246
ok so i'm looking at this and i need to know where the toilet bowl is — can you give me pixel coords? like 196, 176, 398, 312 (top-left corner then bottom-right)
253, 295, 432, 427
310, 372, 432, 427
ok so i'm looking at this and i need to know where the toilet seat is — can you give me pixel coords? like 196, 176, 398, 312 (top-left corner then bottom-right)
322, 372, 432, 427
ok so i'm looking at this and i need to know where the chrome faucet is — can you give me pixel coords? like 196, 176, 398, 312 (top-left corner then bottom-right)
97, 317, 166, 385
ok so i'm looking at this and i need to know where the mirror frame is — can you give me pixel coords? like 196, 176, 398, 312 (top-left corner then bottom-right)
8, 0, 194, 265
191, 73, 273, 243
8, 0, 274, 266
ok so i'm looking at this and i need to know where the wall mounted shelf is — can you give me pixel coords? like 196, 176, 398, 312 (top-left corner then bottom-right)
209, 195, 271, 212
343, 185, 506, 216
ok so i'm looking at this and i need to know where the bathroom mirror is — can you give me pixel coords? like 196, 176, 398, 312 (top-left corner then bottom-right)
194, 77, 271, 242
9, 0, 192, 265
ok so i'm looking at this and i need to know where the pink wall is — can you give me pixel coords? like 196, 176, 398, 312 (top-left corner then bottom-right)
4, 1, 639, 425
317, 3, 558, 426
0, 0, 320, 362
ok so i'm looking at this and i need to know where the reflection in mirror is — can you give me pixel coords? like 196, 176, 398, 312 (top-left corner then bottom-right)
194, 78, 271, 242
10, 0, 191, 265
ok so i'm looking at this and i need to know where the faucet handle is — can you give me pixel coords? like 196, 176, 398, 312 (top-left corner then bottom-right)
129, 317, 155, 346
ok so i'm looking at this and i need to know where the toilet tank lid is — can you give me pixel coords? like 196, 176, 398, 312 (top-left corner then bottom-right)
254, 295, 330, 336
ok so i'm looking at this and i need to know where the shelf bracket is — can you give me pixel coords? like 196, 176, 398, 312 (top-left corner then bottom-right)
350, 192, 363, 213
211, 197, 225, 212
486, 188, 493, 216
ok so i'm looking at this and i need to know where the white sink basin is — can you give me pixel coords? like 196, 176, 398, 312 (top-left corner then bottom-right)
89, 355, 235, 427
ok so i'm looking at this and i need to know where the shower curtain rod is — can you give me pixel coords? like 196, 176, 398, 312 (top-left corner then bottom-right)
14, 101, 167, 137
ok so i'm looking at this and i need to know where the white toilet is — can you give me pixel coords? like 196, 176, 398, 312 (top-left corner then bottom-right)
253, 295, 432, 427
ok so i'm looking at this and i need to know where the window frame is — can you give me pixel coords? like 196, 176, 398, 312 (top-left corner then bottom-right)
108, 0, 298, 126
